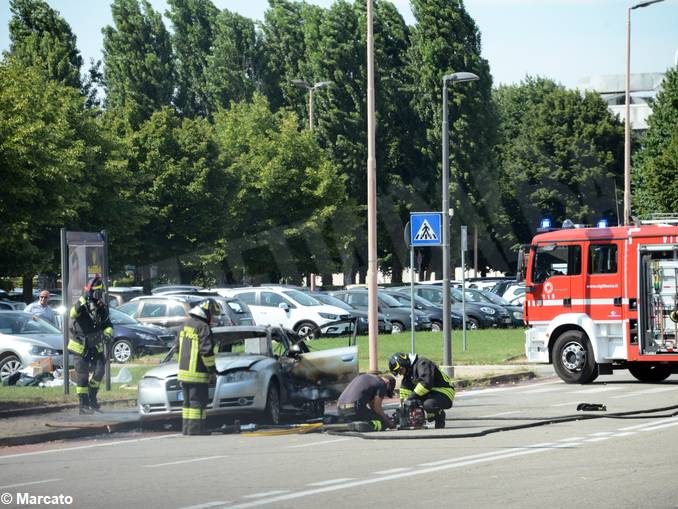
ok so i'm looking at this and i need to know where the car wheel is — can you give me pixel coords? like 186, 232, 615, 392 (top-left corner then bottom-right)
628, 363, 672, 383
263, 382, 281, 425
467, 317, 480, 329
552, 330, 598, 384
391, 321, 404, 334
112, 339, 134, 364
431, 321, 442, 332
295, 321, 318, 339
0, 354, 21, 382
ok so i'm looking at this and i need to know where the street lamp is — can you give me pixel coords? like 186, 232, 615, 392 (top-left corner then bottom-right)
624, 0, 665, 225
292, 79, 331, 291
441, 71, 479, 378
292, 79, 332, 130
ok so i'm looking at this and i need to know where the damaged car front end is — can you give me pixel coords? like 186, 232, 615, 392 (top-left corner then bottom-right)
138, 325, 358, 424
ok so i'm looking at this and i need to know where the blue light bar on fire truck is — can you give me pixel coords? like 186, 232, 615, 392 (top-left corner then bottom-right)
597, 219, 608, 228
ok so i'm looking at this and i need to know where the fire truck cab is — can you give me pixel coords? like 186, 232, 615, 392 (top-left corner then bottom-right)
520, 217, 678, 384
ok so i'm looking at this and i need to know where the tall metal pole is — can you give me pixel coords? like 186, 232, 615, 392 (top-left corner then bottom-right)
441, 78, 453, 378
623, 6, 632, 226
366, 0, 378, 373
624, 0, 665, 225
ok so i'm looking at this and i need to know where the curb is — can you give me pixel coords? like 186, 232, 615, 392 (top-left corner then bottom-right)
0, 399, 137, 419
455, 371, 536, 389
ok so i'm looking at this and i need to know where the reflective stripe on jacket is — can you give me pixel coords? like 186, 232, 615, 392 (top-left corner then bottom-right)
178, 317, 216, 384
68, 296, 113, 357
400, 356, 455, 403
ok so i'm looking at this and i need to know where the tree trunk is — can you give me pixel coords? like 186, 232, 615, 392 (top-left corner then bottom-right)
22, 273, 33, 303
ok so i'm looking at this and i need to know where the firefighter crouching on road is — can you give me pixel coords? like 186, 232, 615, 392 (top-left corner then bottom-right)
336, 373, 396, 432
178, 299, 219, 436
68, 277, 113, 415
389, 352, 455, 429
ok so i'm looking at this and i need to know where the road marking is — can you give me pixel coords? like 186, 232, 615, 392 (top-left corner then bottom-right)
0, 478, 61, 490
218, 443, 563, 508
457, 380, 560, 398
0, 433, 180, 460
179, 502, 231, 509
143, 455, 226, 468
619, 417, 678, 431
307, 478, 355, 487
286, 438, 351, 449
372, 468, 412, 475
558, 437, 585, 442
569, 386, 622, 394
611, 432, 636, 438
640, 420, 678, 432
520, 388, 560, 394
242, 491, 289, 499
480, 411, 521, 417
589, 431, 614, 436
611, 387, 676, 399
585, 436, 613, 442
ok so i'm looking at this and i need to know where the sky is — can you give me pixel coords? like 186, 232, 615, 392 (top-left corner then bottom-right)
1, 0, 676, 89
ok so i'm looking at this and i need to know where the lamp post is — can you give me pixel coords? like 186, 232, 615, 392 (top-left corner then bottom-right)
624, 0, 665, 225
292, 79, 331, 290
441, 71, 479, 378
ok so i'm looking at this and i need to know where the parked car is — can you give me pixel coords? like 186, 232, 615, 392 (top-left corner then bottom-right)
501, 283, 527, 304
151, 285, 203, 295
108, 308, 176, 363
138, 325, 358, 424
0, 300, 26, 311
117, 295, 208, 332
212, 287, 351, 338
108, 287, 145, 307
329, 289, 433, 334
490, 279, 519, 297
0, 311, 65, 382
478, 290, 524, 327
382, 290, 464, 331
392, 285, 510, 329
306, 291, 393, 335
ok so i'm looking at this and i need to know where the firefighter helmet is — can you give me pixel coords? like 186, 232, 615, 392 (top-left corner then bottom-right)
84, 277, 105, 303
189, 298, 220, 324
388, 352, 411, 375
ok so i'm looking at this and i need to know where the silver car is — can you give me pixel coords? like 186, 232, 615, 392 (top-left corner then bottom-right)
0, 311, 65, 382
138, 325, 358, 424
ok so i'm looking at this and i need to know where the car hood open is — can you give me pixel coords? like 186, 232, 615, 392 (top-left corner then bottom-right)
142, 353, 268, 379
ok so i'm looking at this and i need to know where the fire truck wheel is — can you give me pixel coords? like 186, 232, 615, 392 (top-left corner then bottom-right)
628, 363, 672, 383
552, 331, 598, 384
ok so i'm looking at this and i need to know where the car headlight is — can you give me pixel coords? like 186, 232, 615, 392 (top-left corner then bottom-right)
221, 371, 257, 383
137, 333, 157, 341
358, 316, 368, 324
30, 346, 61, 356
319, 313, 339, 320
513, 311, 523, 320
139, 377, 163, 389
480, 307, 496, 315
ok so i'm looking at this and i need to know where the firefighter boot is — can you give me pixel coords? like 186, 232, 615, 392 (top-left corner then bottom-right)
88, 387, 101, 412
434, 410, 446, 429
79, 394, 94, 415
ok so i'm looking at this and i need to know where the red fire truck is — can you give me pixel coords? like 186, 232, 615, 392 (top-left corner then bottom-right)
519, 217, 678, 384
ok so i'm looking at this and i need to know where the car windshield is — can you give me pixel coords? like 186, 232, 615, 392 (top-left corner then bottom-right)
461, 289, 486, 303
313, 294, 352, 310
116, 302, 138, 316
0, 313, 61, 334
109, 308, 139, 325
480, 291, 510, 305
378, 292, 405, 307
283, 290, 321, 306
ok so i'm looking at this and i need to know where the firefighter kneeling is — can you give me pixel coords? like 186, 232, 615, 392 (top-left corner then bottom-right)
178, 299, 219, 436
388, 352, 455, 429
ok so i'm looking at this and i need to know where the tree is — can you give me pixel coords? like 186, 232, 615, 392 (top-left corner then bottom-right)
0, 60, 96, 288
633, 65, 678, 216
165, 0, 218, 117
7, 0, 83, 89
102, 0, 173, 127
494, 77, 625, 260
405, 0, 502, 273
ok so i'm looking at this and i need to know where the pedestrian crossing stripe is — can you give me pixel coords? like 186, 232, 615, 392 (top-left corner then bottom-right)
414, 220, 438, 241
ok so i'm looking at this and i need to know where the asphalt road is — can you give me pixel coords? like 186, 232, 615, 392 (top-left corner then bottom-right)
2, 371, 678, 509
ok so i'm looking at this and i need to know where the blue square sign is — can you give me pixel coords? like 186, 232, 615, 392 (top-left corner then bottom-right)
410, 212, 443, 246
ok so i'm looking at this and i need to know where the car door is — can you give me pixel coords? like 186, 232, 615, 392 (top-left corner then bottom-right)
259, 291, 295, 329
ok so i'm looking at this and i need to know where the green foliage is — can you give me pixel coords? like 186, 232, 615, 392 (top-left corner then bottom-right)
633, 65, 678, 216
494, 77, 624, 252
102, 0, 173, 127
7, 0, 83, 88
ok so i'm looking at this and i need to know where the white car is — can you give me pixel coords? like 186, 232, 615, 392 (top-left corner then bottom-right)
211, 287, 351, 337
502, 284, 527, 304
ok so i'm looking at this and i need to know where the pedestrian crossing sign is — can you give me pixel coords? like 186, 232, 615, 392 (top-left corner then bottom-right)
410, 212, 443, 246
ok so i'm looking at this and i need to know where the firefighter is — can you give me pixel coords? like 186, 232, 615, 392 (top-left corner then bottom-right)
68, 277, 112, 415
178, 299, 219, 435
388, 352, 455, 429
336, 373, 396, 432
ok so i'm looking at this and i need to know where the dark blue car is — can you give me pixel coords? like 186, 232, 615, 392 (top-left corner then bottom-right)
108, 308, 175, 363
